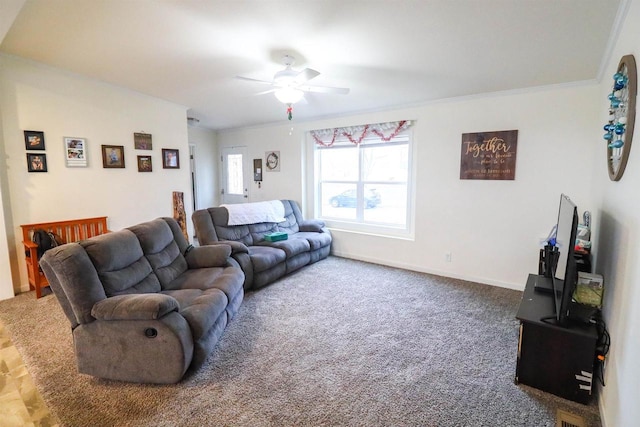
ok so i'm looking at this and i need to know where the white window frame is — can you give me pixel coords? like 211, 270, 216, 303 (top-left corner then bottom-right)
311, 127, 415, 239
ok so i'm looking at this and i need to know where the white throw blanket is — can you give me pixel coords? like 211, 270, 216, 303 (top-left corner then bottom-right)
222, 200, 286, 225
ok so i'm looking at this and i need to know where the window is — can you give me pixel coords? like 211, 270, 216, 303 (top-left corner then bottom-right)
226, 153, 244, 195
312, 121, 413, 236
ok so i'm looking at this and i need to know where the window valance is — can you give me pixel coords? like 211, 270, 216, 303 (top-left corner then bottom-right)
311, 120, 413, 147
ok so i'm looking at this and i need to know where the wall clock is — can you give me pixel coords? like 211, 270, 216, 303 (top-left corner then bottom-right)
604, 54, 637, 181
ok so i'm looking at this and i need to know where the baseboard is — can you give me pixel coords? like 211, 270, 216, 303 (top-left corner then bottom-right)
598, 386, 608, 427
329, 250, 524, 291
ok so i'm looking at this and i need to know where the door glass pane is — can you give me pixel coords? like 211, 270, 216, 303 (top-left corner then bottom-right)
227, 154, 243, 195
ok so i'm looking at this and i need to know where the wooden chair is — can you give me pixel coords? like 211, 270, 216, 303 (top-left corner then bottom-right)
21, 217, 109, 298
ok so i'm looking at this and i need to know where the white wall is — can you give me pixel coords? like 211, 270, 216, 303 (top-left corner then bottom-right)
0, 0, 25, 42
591, 1, 640, 425
218, 125, 304, 203
188, 125, 218, 210
219, 84, 600, 290
0, 97, 15, 300
0, 54, 193, 296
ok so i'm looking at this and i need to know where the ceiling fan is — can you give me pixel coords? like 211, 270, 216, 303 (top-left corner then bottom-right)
236, 55, 350, 119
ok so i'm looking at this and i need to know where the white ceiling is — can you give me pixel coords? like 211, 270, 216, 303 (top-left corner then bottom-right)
0, 0, 623, 130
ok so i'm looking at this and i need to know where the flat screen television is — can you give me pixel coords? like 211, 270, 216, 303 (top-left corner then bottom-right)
551, 194, 579, 326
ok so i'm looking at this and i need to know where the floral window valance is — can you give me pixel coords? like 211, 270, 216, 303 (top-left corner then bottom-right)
311, 120, 413, 147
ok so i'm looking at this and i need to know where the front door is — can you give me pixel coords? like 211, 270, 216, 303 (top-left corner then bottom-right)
221, 146, 249, 204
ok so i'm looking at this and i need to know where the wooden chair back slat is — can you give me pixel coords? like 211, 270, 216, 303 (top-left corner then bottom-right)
20, 216, 109, 298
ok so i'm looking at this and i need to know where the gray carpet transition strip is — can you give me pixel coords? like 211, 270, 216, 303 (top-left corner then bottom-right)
0, 256, 601, 426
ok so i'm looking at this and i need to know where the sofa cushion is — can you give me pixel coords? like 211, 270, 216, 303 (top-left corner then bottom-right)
215, 224, 253, 246
164, 266, 244, 301
292, 231, 332, 251
80, 230, 161, 296
40, 243, 108, 326
161, 288, 228, 340
248, 246, 287, 273
258, 237, 310, 257
298, 219, 326, 233
129, 219, 188, 288
248, 222, 279, 243
185, 245, 232, 269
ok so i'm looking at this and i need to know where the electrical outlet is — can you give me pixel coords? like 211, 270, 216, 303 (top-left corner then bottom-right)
445, 252, 452, 262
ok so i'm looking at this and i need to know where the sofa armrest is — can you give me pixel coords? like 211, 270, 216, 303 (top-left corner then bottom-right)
185, 244, 232, 269
91, 294, 179, 321
299, 219, 326, 233
217, 240, 249, 254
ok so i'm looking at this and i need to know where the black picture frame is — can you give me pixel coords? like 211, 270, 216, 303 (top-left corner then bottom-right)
162, 149, 180, 169
24, 130, 45, 150
27, 153, 47, 172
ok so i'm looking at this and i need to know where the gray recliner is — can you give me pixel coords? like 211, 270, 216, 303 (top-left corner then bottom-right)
39, 217, 244, 384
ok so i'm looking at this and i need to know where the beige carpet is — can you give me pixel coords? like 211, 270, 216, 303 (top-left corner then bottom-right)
0, 257, 601, 426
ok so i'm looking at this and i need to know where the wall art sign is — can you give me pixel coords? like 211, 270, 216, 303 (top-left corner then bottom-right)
172, 191, 188, 242
265, 151, 280, 172
460, 130, 518, 180
64, 137, 88, 167
604, 54, 636, 181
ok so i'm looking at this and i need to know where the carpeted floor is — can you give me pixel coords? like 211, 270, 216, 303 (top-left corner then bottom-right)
0, 256, 601, 426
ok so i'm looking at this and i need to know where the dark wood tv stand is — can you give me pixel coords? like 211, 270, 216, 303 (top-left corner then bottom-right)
515, 274, 598, 404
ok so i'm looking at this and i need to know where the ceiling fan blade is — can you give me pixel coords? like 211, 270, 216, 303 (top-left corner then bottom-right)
298, 85, 350, 95
235, 75, 274, 85
294, 68, 320, 84
255, 88, 277, 96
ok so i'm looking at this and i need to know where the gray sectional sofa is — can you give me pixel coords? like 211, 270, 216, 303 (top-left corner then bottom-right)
39, 217, 244, 384
192, 200, 331, 289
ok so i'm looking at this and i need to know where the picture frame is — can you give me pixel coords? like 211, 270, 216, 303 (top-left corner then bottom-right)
137, 155, 153, 172
101, 145, 125, 168
162, 149, 180, 169
265, 151, 280, 172
24, 130, 45, 150
134, 132, 153, 150
26, 153, 47, 172
64, 137, 88, 167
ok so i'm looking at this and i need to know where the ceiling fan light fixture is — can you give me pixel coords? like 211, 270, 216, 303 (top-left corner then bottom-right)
274, 87, 304, 104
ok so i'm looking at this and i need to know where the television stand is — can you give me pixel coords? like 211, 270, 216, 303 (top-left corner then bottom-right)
515, 274, 598, 404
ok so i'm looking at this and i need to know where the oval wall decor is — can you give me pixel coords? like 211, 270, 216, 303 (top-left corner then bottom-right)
604, 54, 637, 181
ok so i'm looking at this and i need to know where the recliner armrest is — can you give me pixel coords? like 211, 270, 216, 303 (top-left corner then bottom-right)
217, 240, 249, 254
299, 219, 326, 233
91, 294, 179, 321
185, 244, 232, 269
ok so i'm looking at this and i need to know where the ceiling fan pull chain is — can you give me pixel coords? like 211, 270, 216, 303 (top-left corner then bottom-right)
287, 104, 293, 120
